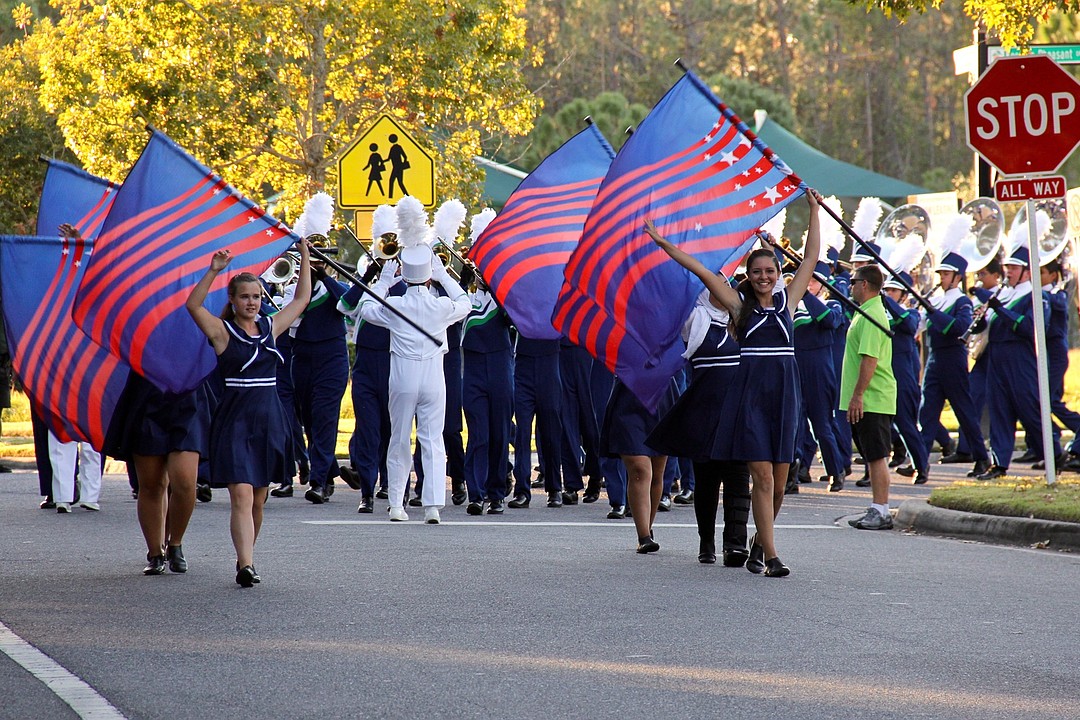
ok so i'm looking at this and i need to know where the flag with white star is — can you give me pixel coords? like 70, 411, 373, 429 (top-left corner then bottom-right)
468, 123, 616, 340
72, 130, 298, 393
552, 70, 804, 410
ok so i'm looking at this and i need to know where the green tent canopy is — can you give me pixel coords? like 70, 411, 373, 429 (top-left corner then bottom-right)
474, 156, 527, 210
753, 110, 928, 199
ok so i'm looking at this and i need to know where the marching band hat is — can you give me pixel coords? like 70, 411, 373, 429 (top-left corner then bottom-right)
1003, 246, 1029, 268
400, 244, 434, 284
935, 251, 968, 275
883, 270, 912, 292
850, 240, 881, 263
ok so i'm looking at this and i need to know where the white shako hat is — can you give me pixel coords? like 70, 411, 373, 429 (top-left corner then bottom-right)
396, 195, 434, 284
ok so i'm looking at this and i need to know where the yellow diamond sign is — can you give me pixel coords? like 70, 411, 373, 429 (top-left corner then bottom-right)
338, 115, 436, 210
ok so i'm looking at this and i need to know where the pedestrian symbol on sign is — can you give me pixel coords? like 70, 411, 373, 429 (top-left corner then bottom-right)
338, 116, 435, 210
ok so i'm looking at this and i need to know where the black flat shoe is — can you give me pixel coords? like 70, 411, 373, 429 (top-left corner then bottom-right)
304, 486, 327, 504
357, 496, 374, 513
236, 564, 257, 588
451, 479, 468, 506
338, 466, 363, 490
547, 492, 563, 508
166, 545, 188, 573
507, 495, 530, 509
636, 536, 660, 554
698, 539, 716, 564
657, 495, 673, 511
408, 496, 423, 507
143, 553, 166, 576
746, 534, 765, 574
582, 491, 600, 504
270, 483, 293, 498
895, 464, 916, 477
375, 488, 389, 499
606, 505, 625, 519
764, 557, 790, 577
196, 483, 213, 502
722, 548, 749, 568
237, 562, 261, 584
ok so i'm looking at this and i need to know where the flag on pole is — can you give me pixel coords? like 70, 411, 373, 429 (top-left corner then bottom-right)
551, 71, 805, 409
36, 158, 118, 238
1, 234, 129, 447
468, 124, 615, 340
72, 130, 299, 393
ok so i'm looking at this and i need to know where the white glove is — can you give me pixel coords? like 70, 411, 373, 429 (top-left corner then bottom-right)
377, 259, 400, 287
430, 255, 452, 285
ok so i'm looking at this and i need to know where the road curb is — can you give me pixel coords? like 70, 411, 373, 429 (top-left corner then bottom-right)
896, 499, 1080, 551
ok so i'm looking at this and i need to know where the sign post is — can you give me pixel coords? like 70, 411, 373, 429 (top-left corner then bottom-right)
965, 55, 1080, 485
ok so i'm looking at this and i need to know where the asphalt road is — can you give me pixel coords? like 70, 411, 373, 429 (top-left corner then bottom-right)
1, 459, 1078, 720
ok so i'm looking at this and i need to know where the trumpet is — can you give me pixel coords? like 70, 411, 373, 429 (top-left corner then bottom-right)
960, 284, 1003, 343
373, 232, 400, 260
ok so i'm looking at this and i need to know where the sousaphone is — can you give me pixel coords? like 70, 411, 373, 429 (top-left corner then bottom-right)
959, 197, 1005, 273
876, 204, 933, 296
1010, 198, 1070, 268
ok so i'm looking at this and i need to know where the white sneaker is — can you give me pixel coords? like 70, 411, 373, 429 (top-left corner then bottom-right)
424, 507, 440, 524
79, 502, 100, 511
55, 502, 71, 513
389, 506, 408, 522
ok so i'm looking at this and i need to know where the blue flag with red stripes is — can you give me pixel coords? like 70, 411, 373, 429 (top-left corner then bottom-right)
552, 71, 805, 410
0, 161, 128, 446
36, 159, 118, 239
469, 124, 615, 340
72, 130, 299, 393
1, 234, 129, 447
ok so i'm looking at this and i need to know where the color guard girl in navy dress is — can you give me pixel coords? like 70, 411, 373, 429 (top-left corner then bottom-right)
645, 189, 821, 577
186, 242, 312, 587
646, 290, 751, 567
599, 374, 677, 553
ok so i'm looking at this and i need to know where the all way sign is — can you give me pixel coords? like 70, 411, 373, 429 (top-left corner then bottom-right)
995, 175, 1067, 202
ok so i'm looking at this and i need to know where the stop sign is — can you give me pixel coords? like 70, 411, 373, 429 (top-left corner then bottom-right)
965, 55, 1080, 176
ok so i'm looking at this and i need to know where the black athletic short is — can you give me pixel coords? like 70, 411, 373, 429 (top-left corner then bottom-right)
852, 412, 894, 463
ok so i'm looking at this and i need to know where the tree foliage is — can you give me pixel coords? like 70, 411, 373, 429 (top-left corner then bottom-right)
1, 0, 539, 229
852, 0, 1080, 50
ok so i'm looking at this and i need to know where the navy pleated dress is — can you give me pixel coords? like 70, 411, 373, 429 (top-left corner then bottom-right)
646, 318, 740, 461
599, 376, 678, 458
104, 372, 210, 461
717, 289, 802, 463
209, 317, 292, 489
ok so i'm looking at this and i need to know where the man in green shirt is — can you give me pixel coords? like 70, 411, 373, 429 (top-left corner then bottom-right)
840, 265, 898, 530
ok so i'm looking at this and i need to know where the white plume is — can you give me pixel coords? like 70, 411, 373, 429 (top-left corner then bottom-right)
851, 197, 884, 241
470, 208, 497, 244
818, 196, 846, 260
431, 199, 468, 246
886, 234, 926, 274
1008, 209, 1052, 254
759, 207, 786, 241
395, 195, 430, 249
296, 191, 335, 238
370, 205, 397, 239
929, 212, 973, 259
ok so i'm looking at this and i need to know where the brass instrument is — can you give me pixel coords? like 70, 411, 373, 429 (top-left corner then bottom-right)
261, 250, 301, 285
962, 284, 1004, 360
959, 198, 1005, 273
876, 204, 932, 294
373, 232, 400, 260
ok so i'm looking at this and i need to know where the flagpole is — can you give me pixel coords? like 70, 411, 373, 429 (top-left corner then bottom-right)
306, 244, 444, 349
815, 199, 935, 312
761, 234, 894, 338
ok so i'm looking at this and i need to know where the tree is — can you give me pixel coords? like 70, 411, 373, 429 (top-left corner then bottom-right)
507, 91, 648, 170
28, 0, 539, 222
0, 7, 72, 232
851, 0, 1080, 49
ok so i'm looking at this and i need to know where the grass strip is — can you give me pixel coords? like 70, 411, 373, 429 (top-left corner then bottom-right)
930, 477, 1080, 524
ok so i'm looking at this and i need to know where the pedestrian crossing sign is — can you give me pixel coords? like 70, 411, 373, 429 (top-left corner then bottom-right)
338, 115, 436, 210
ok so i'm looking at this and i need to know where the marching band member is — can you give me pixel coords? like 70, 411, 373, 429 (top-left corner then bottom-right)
460, 238, 515, 514
976, 215, 1060, 478
289, 194, 358, 504
413, 204, 477, 508
186, 240, 312, 586
337, 206, 401, 513
879, 234, 930, 485
359, 196, 470, 523
918, 216, 991, 478
792, 209, 847, 492
558, 338, 596, 507
510, 331, 563, 509
1037, 246, 1080, 467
